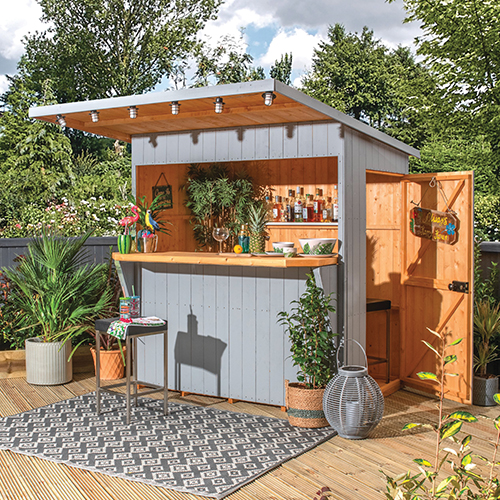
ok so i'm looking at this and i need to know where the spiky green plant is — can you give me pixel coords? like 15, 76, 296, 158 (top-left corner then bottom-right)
248, 203, 268, 253
474, 300, 500, 377
128, 193, 172, 236
3, 228, 112, 356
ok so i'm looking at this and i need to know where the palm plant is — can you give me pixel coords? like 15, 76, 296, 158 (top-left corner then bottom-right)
474, 299, 500, 377
128, 194, 172, 235
4, 228, 112, 356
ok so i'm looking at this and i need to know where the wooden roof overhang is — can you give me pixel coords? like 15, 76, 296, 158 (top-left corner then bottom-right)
29, 79, 420, 158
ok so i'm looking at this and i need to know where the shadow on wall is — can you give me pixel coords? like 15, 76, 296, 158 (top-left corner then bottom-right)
174, 309, 227, 396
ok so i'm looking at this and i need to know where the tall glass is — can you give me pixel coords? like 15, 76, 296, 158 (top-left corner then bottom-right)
213, 227, 229, 254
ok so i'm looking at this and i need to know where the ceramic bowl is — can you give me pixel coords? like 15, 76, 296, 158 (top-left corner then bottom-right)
299, 238, 337, 255
272, 241, 295, 253
283, 248, 297, 258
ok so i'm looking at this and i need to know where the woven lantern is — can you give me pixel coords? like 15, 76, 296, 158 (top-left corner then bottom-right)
323, 340, 384, 439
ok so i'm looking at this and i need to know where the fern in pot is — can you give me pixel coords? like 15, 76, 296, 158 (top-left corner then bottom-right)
278, 271, 337, 427
3, 228, 112, 385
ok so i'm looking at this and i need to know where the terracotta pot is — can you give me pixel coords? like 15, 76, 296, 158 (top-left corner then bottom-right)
90, 346, 126, 380
286, 380, 328, 428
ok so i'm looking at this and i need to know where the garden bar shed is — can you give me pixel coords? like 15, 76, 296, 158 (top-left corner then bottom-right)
30, 79, 474, 405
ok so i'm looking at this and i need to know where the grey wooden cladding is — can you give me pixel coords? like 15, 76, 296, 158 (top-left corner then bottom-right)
133, 262, 338, 406
131, 121, 343, 165
0, 236, 118, 269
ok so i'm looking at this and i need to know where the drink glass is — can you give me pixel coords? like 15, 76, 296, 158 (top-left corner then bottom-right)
213, 227, 229, 253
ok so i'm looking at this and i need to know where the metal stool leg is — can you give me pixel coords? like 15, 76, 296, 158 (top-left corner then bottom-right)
96, 329, 101, 415
385, 309, 391, 383
126, 336, 132, 425
133, 336, 138, 407
164, 329, 168, 415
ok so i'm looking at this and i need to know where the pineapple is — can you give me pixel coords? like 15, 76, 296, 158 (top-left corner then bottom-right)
248, 203, 268, 253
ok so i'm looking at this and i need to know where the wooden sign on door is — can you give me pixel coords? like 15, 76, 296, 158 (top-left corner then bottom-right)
410, 207, 459, 245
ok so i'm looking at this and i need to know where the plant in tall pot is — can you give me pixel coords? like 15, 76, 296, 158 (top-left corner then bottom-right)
473, 299, 500, 406
3, 228, 112, 385
278, 271, 337, 428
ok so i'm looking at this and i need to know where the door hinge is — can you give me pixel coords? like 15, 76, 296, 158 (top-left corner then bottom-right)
448, 281, 469, 294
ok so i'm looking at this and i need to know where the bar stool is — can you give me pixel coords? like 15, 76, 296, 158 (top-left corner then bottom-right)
94, 317, 168, 424
366, 298, 391, 383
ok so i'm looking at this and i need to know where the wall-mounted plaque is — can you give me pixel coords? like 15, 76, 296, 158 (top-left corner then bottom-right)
410, 207, 459, 245
152, 173, 173, 209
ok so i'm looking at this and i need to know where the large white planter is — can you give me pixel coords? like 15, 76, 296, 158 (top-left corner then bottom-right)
25, 338, 73, 385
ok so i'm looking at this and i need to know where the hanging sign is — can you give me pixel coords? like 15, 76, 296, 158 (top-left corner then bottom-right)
410, 207, 459, 245
152, 173, 173, 209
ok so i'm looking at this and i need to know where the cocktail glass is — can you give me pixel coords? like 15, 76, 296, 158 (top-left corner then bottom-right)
213, 227, 229, 254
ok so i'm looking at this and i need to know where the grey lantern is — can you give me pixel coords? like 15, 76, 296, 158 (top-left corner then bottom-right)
323, 340, 384, 439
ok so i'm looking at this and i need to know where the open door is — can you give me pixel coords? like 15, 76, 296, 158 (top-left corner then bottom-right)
400, 172, 474, 404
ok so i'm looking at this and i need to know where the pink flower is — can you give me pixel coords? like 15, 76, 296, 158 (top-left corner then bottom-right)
15, 224, 21, 229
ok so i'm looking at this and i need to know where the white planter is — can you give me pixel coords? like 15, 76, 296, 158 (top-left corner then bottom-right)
25, 338, 73, 385
473, 375, 499, 406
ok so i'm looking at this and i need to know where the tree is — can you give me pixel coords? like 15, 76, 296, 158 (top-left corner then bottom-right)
270, 53, 293, 85
22, 0, 222, 101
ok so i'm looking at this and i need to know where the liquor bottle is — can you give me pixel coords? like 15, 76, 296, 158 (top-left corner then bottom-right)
286, 189, 294, 222
322, 196, 332, 223
294, 186, 303, 222
303, 194, 314, 222
265, 195, 272, 220
273, 195, 282, 222
238, 224, 250, 253
333, 185, 339, 222
313, 188, 323, 222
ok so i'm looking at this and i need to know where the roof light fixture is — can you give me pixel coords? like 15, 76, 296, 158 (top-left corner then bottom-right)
262, 92, 276, 106
89, 110, 99, 123
128, 106, 138, 119
214, 97, 224, 114
170, 101, 180, 115
56, 114, 66, 127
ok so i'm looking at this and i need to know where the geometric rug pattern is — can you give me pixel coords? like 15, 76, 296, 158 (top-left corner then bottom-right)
0, 392, 335, 498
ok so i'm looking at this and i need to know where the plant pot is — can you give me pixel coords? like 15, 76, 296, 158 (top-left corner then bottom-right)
141, 234, 158, 253
473, 375, 499, 406
286, 381, 329, 428
117, 234, 132, 254
90, 346, 126, 380
25, 338, 72, 385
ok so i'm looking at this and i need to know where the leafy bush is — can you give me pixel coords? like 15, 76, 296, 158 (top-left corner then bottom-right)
475, 194, 500, 242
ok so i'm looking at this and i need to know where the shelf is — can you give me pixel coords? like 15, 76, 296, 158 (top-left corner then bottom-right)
266, 222, 338, 227
113, 251, 338, 268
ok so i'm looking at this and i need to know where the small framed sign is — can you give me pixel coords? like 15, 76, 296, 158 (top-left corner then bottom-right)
410, 207, 459, 245
152, 173, 173, 209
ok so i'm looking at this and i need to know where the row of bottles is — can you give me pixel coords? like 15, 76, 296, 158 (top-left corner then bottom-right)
266, 186, 339, 223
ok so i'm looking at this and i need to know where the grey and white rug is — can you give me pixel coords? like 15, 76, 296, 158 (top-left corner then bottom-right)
0, 392, 335, 498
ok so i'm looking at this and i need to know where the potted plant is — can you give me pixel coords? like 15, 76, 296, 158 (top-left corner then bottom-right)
3, 228, 112, 385
278, 271, 337, 427
473, 299, 500, 406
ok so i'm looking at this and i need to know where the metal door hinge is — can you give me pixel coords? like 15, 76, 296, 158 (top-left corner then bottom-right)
448, 281, 469, 294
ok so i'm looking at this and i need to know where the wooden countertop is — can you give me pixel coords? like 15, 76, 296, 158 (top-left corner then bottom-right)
113, 251, 338, 268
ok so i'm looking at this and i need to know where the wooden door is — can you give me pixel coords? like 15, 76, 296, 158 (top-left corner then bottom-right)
400, 172, 474, 403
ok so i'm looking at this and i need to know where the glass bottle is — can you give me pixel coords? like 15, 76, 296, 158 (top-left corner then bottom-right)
294, 186, 303, 222
286, 189, 294, 222
273, 195, 282, 222
238, 224, 250, 253
303, 194, 314, 222
333, 185, 339, 222
313, 188, 323, 222
322, 196, 332, 223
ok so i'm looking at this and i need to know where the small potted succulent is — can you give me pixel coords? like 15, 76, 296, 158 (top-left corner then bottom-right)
278, 271, 337, 427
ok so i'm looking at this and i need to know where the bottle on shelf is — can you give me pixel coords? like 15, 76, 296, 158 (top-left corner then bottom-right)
273, 195, 282, 222
286, 189, 294, 222
265, 195, 272, 220
333, 185, 339, 222
313, 188, 323, 222
238, 224, 250, 253
294, 186, 303, 222
303, 194, 314, 222
321, 196, 332, 223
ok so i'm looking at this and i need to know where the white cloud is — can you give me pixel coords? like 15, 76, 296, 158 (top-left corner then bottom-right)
0, 75, 9, 95
257, 28, 324, 75
0, 0, 45, 61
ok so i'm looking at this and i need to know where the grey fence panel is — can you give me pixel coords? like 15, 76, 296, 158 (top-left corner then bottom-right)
479, 242, 500, 299
0, 237, 117, 269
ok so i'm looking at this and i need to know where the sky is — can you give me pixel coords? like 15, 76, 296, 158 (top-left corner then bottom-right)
0, 0, 422, 95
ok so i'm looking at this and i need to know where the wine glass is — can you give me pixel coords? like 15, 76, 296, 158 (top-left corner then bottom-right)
213, 227, 229, 254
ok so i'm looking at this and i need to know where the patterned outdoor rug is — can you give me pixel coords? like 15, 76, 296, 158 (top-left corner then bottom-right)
0, 392, 335, 498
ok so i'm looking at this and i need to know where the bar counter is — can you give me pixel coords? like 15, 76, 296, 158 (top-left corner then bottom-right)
113, 251, 338, 268
114, 251, 338, 407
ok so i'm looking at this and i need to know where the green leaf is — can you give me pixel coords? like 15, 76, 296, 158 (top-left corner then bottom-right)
441, 420, 463, 440
436, 476, 455, 493
444, 354, 457, 365
461, 453, 472, 467
462, 435, 472, 447
427, 327, 442, 339
449, 337, 463, 346
422, 340, 440, 357
494, 393, 500, 405
417, 371, 438, 382
413, 458, 432, 467
402, 423, 422, 431
495, 416, 500, 431
446, 411, 477, 423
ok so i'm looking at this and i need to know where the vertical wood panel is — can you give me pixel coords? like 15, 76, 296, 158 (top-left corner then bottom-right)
165, 133, 179, 164
298, 123, 313, 157
269, 125, 283, 159
269, 268, 285, 404
228, 128, 243, 161
190, 264, 205, 394
215, 129, 230, 162
215, 265, 230, 398
202, 129, 216, 162
228, 266, 243, 399
202, 265, 218, 396
154, 134, 167, 165
283, 124, 298, 158
178, 132, 192, 163
131, 135, 144, 166
254, 127, 270, 159
312, 122, 328, 157
241, 267, 257, 401
255, 268, 271, 404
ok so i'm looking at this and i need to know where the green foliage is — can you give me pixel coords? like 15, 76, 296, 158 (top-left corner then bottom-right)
270, 53, 293, 85
381, 328, 500, 499
183, 163, 260, 250
2, 229, 112, 352
22, 0, 222, 101
474, 194, 500, 242
127, 194, 172, 237
474, 300, 500, 377
277, 272, 337, 389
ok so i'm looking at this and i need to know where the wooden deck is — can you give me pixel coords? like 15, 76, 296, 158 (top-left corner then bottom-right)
0, 373, 498, 500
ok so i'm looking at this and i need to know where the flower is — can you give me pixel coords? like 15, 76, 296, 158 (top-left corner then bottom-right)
446, 223, 456, 235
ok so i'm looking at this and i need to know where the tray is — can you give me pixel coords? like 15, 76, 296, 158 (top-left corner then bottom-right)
298, 253, 337, 258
